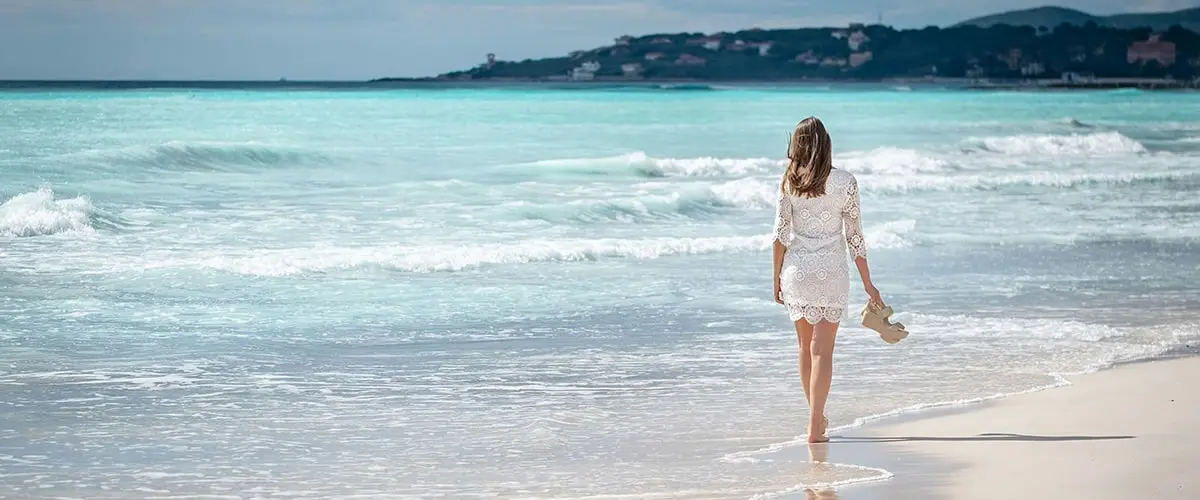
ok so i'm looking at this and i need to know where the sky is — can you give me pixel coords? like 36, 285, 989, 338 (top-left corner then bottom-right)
0, 0, 1194, 80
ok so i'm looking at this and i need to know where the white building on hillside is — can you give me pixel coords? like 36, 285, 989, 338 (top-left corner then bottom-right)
570, 61, 601, 80
848, 31, 870, 51
1021, 62, 1045, 76
849, 51, 873, 67
795, 50, 819, 65
687, 36, 723, 51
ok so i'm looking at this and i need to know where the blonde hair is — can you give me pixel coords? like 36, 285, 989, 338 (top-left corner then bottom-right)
782, 116, 833, 198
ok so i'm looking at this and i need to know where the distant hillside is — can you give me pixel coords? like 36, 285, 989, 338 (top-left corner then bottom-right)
956, 6, 1200, 31
1106, 8, 1200, 30
426, 11, 1200, 83
956, 7, 1098, 29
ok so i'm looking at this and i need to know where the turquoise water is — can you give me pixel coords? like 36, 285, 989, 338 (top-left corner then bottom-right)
2, 85, 1198, 498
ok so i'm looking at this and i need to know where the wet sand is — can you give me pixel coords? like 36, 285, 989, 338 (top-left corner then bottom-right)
806, 355, 1200, 499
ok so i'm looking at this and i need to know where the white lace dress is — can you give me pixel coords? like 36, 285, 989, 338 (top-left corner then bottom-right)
773, 168, 868, 324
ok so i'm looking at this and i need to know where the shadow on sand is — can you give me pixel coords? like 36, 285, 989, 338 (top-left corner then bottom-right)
832, 432, 1135, 443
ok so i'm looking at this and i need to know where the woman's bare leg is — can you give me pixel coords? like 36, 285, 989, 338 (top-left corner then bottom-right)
793, 320, 814, 407
807, 320, 839, 443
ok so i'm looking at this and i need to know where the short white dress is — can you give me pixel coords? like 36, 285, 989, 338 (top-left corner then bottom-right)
773, 168, 868, 324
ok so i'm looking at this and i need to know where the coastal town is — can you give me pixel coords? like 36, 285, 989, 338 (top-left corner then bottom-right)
430, 7, 1200, 89
558, 28, 886, 81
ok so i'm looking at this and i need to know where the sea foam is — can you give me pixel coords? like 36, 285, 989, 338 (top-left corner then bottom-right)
1, 188, 102, 237
137, 222, 912, 276
969, 131, 1148, 156
521, 152, 782, 178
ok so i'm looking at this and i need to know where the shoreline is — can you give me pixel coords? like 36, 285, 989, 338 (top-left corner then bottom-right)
1, 78, 1196, 92
714, 341, 1199, 498
766, 345, 1200, 499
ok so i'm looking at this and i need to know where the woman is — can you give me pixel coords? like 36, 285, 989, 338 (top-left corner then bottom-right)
772, 117, 883, 443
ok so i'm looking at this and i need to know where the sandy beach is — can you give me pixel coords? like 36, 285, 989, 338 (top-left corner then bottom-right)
803, 355, 1200, 500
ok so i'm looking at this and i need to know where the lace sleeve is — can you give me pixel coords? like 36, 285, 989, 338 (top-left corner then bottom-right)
843, 175, 867, 258
773, 188, 794, 247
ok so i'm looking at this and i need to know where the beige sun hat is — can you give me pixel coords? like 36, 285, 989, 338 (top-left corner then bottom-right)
861, 301, 909, 344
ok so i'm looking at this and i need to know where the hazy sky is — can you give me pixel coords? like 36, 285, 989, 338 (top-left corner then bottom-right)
0, 0, 1193, 80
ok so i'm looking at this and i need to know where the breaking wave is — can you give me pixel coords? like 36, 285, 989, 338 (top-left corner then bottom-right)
0, 188, 127, 237
177, 235, 775, 276
967, 131, 1148, 155
514, 179, 775, 223
838, 147, 956, 175
858, 169, 1198, 193
868, 219, 916, 249
518, 152, 781, 178
513, 131, 1151, 182
139, 222, 912, 277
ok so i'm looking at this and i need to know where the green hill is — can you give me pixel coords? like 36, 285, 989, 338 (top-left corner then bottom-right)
1106, 7, 1200, 30
426, 6, 1200, 83
956, 6, 1200, 31
955, 7, 1098, 29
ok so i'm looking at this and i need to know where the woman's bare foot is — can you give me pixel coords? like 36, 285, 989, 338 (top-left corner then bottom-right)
806, 415, 829, 443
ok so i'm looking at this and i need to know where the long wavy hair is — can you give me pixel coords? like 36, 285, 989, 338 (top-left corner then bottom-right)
781, 117, 833, 198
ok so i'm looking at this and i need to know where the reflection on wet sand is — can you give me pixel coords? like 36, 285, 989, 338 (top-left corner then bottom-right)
800, 443, 840, 499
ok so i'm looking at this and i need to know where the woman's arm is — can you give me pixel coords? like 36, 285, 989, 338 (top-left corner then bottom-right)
854, 256, 882, 306
773, 240, 786, 304
843, 175, 883, 305
772, 188, 793, 304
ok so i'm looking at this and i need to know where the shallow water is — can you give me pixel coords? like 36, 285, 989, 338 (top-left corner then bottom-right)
2, 85, 1198, 498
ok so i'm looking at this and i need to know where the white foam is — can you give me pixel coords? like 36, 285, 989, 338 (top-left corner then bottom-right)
865, 219, 915, 250
516, 178, 776, 223
31, 213, 918, 277
643, 154, 781, 177
513, 132, 1152, 188
523, 152, 782, 178
837, 147, 954, 176
175, 235, 775, 276
519, 131, 1151, 185
134, 472, 205, 480
858, 168, 1194, 193
749, 463, 895, 499
0, 188, 95, 237
131, 219, 915, 277
707, 178, 776, 209
971, 131, 1147, 155
903, 313, 1128, 342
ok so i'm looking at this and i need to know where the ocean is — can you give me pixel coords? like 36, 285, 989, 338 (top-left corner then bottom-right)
1, 84, 1198, 499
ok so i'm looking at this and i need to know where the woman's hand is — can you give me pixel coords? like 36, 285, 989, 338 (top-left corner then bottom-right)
864, 282, 883, 307
774, 279, 784, 304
